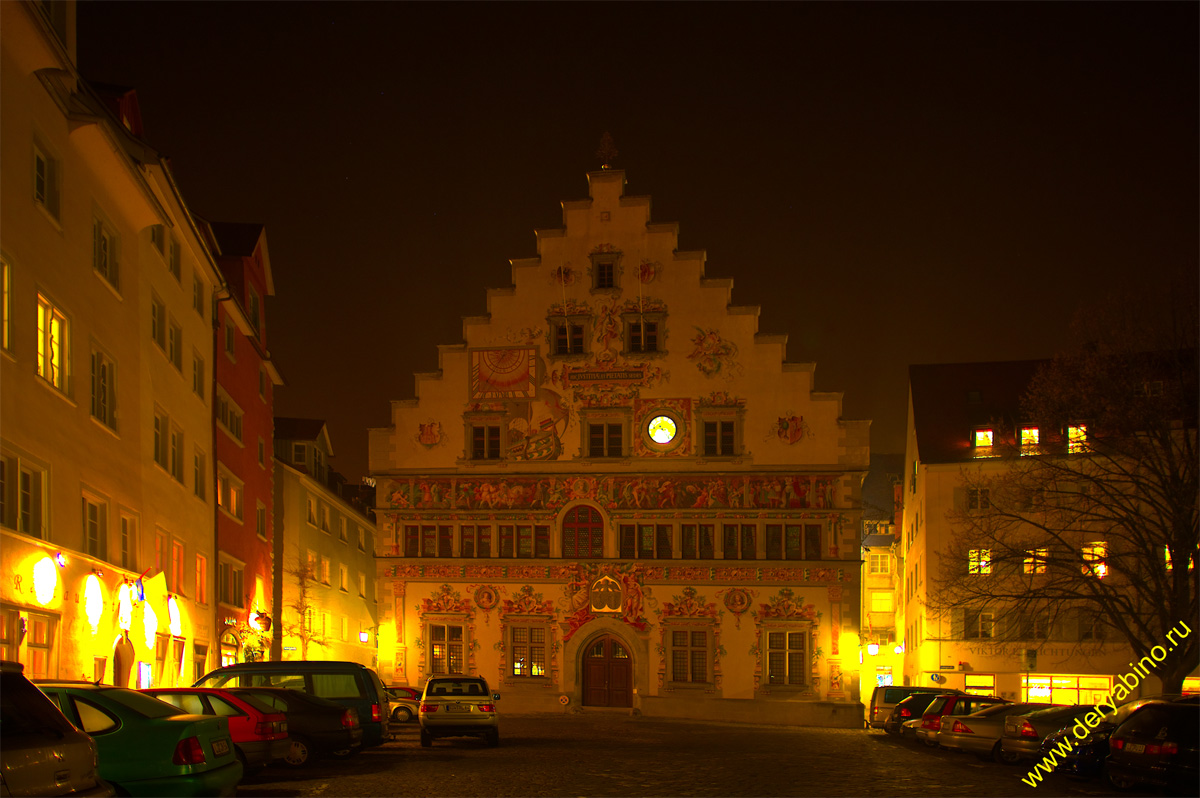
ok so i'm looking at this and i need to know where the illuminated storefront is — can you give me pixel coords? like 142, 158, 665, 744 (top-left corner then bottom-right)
1022, 674, 1112, 704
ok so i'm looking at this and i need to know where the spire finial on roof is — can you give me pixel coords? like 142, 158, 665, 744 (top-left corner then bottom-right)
596, 132, 618, 170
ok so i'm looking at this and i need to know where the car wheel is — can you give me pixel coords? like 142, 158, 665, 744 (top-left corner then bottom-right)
392, 705, 413, 723
980, 741, 1002, 763
486, 729, 499, 747
998, 747, 1022, 766
420, 729, 432, 748
284, 736, 314, 767
1105, 765, 1138, 791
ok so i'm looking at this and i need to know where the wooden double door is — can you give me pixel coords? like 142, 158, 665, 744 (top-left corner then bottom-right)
582, 635, 632, 707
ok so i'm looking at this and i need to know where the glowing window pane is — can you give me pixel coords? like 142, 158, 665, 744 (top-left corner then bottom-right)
1023, 548, 1048, 574
647, 415, 677, 444
969, 549, 991, 575
1082, 541, 1107, 578
1068, 424, 1088, 453
973, 429, 994, 447
1020, 427, 1039, 447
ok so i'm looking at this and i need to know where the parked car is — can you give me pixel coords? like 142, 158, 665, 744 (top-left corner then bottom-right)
221, 687, 363, 767
1000, 704, 1096, 764
419, 675, 500, 747
914, 693, 1009, 747
1105, 700, 1199, 792
386, 686, 420, 723
937, 702, 1060, 760
143, 688, 289, 773
33, 681, 242, 797
195, 660, 390, 748
1039, 696, 1179, 779
884, 690, 965, 736
866, 685, 952, 730
0, 661, 114, 797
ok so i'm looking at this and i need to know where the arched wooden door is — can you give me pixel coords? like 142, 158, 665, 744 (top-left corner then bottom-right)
582, 635, 632, 707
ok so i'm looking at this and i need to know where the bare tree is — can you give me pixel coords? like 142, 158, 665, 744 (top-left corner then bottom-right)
280, 551, 330, 660
930, 280, 1198, 693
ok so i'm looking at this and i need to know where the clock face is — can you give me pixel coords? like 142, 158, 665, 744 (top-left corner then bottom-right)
647, 415, 677, 444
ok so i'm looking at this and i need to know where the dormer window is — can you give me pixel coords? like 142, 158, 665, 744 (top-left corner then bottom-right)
292, 443, 306, 464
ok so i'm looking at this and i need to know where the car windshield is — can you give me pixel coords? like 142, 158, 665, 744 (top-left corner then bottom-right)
103, 688, 180, 718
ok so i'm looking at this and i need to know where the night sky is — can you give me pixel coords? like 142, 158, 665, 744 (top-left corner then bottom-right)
77, 1, 1198, 484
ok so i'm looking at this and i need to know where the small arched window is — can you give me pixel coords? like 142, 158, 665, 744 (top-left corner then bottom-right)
562, 505, 604, 558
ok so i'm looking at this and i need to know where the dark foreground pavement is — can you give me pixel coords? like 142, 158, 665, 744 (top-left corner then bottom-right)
238, 712, 1165, 797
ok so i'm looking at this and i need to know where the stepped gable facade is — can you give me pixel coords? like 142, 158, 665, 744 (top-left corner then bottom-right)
369, 169, 870, 725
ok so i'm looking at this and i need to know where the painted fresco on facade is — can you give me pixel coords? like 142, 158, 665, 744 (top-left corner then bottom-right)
415, 420, 444, 449
770, 414, 811, 445
561, 563, 655, 642
385, 474, 842, 512
688, 328, 741, 379
469, 347, 538, 400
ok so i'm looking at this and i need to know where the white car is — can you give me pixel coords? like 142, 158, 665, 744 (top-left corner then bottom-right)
418, 676, 500, 747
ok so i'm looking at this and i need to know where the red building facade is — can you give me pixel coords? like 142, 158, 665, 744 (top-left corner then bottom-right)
209, 222, 282, 665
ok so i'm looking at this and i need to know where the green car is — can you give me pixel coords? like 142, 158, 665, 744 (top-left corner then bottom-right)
34, 682, 242, 797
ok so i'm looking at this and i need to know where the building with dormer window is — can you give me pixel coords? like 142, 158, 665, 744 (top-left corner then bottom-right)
369, 169, 870, 725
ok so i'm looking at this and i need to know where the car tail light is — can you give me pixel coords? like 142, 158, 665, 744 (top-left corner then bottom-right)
899, 708, 911, 718
1112, 738, 1125, 750
1146, 742, 1178, 755
478, 703, 495, 713
420, 703, 437, 713
371, 703, 381, 722
872, 706, 879, 719
172, 736, 207, 765
922, 716, 941, 730
341, 709, 356, 729
951, 721, 973, 734
1019, 721, 1038, 738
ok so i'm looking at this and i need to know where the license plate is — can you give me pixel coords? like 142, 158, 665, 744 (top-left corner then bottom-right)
213, 738, 230, 756
1126, 743, 1145, 754
447, 704, 468, 713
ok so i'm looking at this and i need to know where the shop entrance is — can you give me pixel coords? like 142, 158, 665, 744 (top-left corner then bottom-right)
582, 635, 632, 707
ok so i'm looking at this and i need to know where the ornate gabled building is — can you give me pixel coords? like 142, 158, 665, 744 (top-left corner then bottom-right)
369, 169, 870, 725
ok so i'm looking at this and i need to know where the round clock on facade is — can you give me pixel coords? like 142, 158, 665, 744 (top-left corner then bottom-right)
647, 415, 677, 444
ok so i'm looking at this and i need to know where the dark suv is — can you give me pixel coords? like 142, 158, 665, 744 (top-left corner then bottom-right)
914, 693, 1008, 746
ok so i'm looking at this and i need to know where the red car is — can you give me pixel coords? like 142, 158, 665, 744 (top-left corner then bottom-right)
143, 687, 289, 772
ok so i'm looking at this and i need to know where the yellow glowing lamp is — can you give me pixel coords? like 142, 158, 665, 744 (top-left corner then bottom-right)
167, 596, 182, 636
117, 583, 133, 631
867, 644, 880, 656
84, 574, 104, 630
359, 631, 370, 643
33, 557, 58, 605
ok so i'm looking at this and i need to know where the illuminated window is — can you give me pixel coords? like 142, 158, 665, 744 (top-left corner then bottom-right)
1068, 424, 1089, 454
1, 259, 10, 352
320, 557, 330, 584
170, 540, 185, 593
973, 428, 994, 448
1020, 426, 1039, 451
869, 552, 890, 574
870, 591, 894, 612
1082, 541, 1108, 578
1164, 546, 1195, 571
195, 555, 207, 605
428, 623, 465, 675
969, 548, 991, 575
1024, 548, 1048, 574
510, 625, 548, 678
669, 628, 710, 684
964, 674, 996, 696
216, 470, 243, 520
36, 294, 69, 392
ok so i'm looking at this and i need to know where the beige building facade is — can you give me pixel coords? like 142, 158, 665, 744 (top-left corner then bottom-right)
1, 0, 222, 687
369, 170, 869, 726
